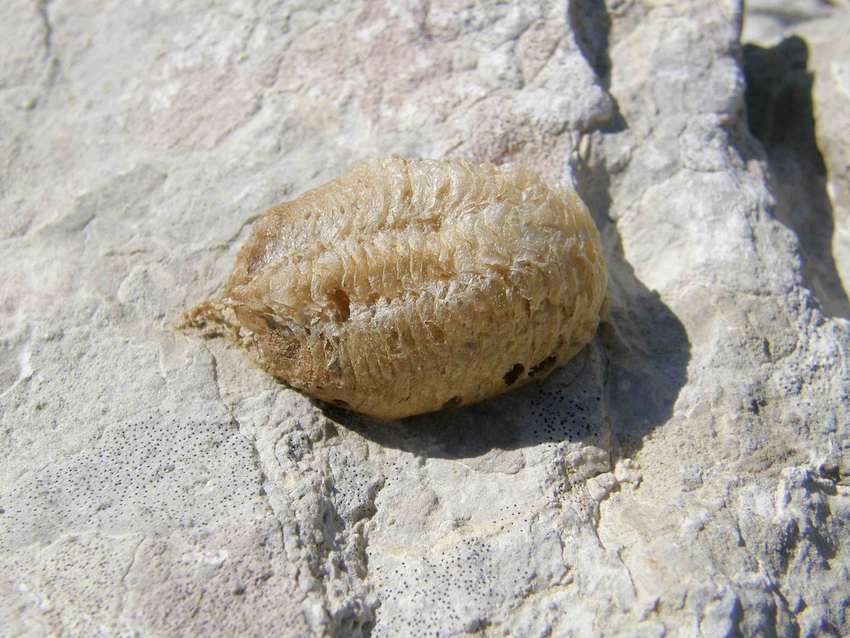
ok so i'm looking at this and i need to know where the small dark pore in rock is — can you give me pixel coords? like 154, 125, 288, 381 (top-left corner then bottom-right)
333, 399, 350, 408
503, 364, 524, 386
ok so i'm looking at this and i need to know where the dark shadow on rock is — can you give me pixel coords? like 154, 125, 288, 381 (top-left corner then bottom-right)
318, 342, 610, 460
569, 0, 627, 133
569, 0, 612, 88
743, 36, 850, 318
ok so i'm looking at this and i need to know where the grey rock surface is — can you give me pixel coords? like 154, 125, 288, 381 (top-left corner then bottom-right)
0, 1, 847, 636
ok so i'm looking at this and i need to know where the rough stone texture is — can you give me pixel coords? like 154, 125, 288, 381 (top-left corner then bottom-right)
0, 1, 847, 637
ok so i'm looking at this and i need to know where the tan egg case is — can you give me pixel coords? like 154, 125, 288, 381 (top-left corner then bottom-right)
179, 158, 607, 420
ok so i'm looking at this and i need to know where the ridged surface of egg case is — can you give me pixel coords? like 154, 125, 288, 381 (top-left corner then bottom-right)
180, 158, 607, 419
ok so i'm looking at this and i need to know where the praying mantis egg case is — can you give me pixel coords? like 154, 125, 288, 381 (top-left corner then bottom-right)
179, 157, 607, 420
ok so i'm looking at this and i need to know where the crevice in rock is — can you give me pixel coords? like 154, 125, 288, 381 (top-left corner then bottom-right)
568, 0, 626, 133
36, 0, 61, 89
118, 536, 146, 620
199, 342, 232, 422
568, 0, 613, 87
267, 416, 382, 636
36, 0, 53, 60
197, 341, 289, 561
743, 35, 850, 318
294, 464, 381, 637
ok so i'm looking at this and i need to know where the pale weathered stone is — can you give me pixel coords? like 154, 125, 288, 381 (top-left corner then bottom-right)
0, 0, 847, 636
742, 0, 850, 45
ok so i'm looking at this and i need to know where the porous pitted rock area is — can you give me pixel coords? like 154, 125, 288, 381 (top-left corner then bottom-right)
1, 1, 847, 636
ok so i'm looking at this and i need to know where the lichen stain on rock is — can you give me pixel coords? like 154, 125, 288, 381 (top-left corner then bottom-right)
179, 157, 607, 419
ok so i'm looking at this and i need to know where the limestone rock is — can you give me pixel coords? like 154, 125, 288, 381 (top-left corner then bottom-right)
1, 0, 848, 636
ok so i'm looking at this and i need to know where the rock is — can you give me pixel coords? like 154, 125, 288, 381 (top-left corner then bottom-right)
742, 0, 850, 44
0, 1, 848, 637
